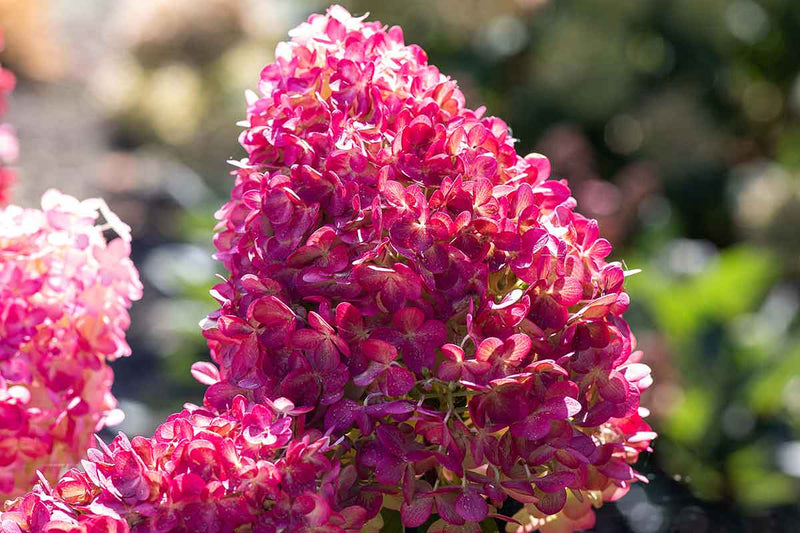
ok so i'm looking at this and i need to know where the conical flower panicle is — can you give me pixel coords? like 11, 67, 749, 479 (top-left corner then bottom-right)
205, 5, 656, 531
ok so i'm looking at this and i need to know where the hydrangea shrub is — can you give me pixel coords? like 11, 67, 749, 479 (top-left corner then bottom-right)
1, 6, 655, 532
0, 191, 142, 498
203, 5, 655, 531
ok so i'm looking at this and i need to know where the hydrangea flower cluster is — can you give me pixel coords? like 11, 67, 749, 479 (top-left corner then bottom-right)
202, 5, 655, 531
0, 32, 17, 205
0, 190, 142, 498
0, 396, 371, 533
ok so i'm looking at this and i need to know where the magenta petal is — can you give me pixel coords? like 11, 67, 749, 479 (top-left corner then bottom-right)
563, 397, 583, 417
320, 366, 349, 405
249, 295, 294, 326
293, 492, 332, 526
286, 244, 322, 267
324, 399, 358, 431
597, 458, 635, 481
533, 471, 576, 493
262, 188, 293, 224
582, 401, 615, 426
463, 360, 491, 376
526, 445, 556, 466
279, 370, 321, 407
455, 490, 488, 523
378, 284, 406, 312
434, 492, 465, 525
393, 307, 425, 331
402, 464, 417, 502
598, 372, 628, 402
364, 400, 415, 418
421, 243, 450, 273
401, 495, 434, 528
437, 360, 462, 381
402, 345, 435, 374
216, 315, 253, 340
534, 488, 567, 515
530, 294, 568, 331
539, 396, 582, 419
510, 414, 551, 441
362, 339, 398, 364
375, 455, 405, 485
376, 425, 407, 456
291, 328, 322, 350
524, 153, 551, 185
432, 448, 463, 475
499, 480, 538, 504
381, 365, 415, 397
354, 264, 390, 291
353, 361, 386, 387
588, 238, 613, 259
602, 264, 625, 293
441, 343, 465, 362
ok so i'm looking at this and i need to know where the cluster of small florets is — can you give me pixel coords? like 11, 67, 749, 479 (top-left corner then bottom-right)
201, 6, 655, 531
0, 396, 370, 533
0, 190, 142, 498
0, 32, 16, 204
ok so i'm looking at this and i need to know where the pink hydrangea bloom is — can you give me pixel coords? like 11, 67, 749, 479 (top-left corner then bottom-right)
0, 190, 142, 498
201, 5, 655, 531
0, 396, 369, 533
0, 32, 16, 205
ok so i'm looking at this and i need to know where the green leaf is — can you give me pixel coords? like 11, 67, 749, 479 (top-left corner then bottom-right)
664, 386, 714, 445
380, 509, 404, 533
748, 342, 800, 414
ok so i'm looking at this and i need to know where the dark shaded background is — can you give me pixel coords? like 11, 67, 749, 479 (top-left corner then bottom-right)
2, 0, 800, 531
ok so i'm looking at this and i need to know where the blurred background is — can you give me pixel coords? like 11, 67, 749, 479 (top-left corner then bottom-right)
2, 0, 800, 531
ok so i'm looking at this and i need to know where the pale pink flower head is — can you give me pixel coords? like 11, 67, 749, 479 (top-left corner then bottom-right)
0, 190, 142, 498
204, 5, 656, 531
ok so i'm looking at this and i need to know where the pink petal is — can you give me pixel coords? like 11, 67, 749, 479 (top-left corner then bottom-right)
353, 362, 387, 387
382, 366, 415, 397
249, 296, 295, 326
455, 490, 488, 523
190, 362, 220, 386
598, 372, 629, 403
401, 495, 434, 528
504, 334, 532, 364
417, 319, 447, 348
437, 360, 462, 381
362, 339, 398, 364
475, 337, 503, 363
510, 414, 551, 441
551, 277, 584, 307
534, 488, 567, 515
393, 307, 425, 332
533, 471, 575, 493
